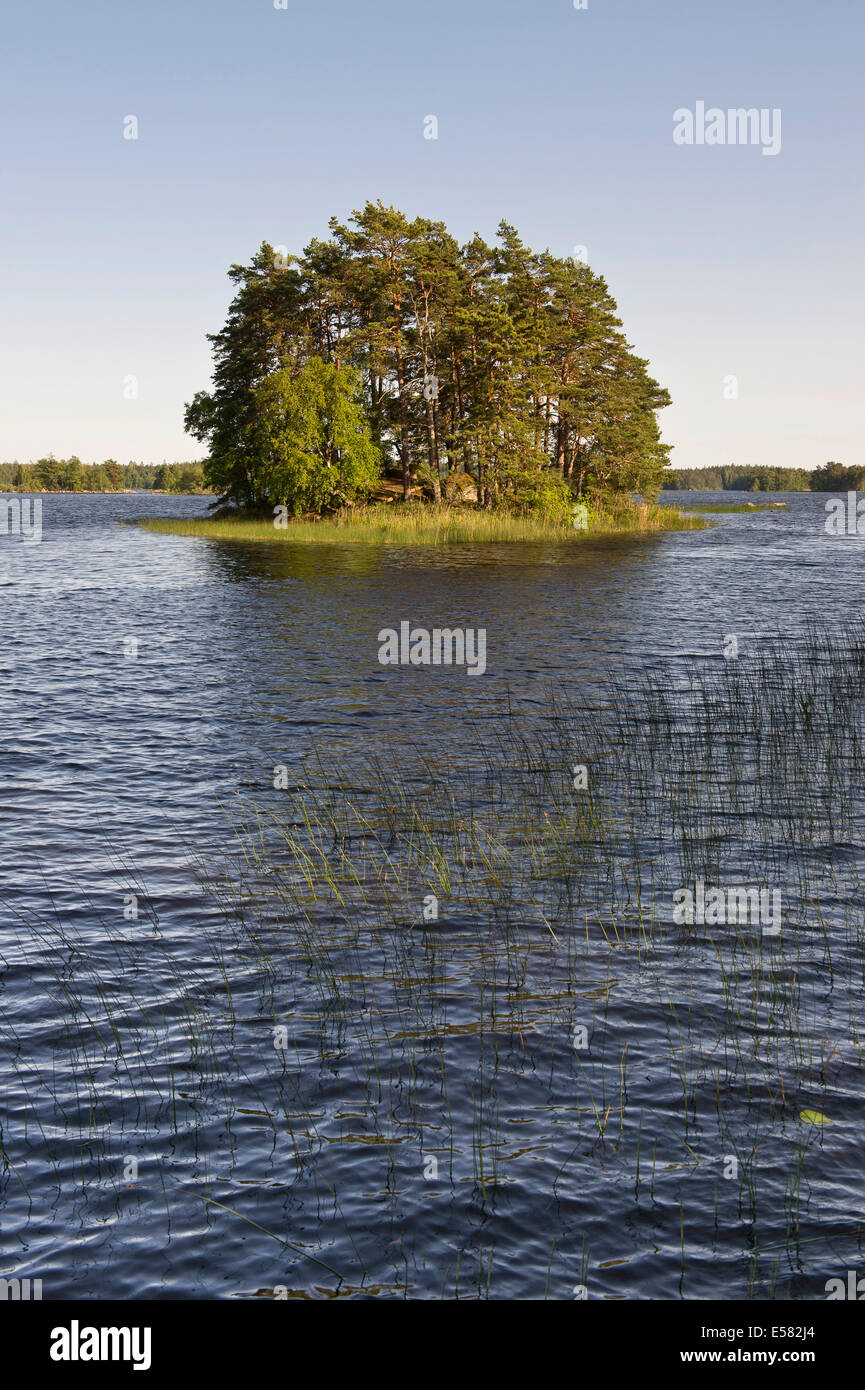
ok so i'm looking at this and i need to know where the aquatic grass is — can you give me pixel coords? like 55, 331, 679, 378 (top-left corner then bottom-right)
5, 623, 865, 1295
136, 499, 705, 547
204, 620, 865, 1293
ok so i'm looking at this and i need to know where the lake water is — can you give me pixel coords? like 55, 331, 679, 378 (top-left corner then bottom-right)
3, 489, 865, 1299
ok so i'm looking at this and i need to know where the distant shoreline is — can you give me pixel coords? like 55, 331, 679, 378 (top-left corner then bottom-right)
0, 488, 211, 497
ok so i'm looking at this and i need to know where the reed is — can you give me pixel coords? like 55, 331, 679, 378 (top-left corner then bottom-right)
138, 499, 704, 547
6, 623, 865, 1297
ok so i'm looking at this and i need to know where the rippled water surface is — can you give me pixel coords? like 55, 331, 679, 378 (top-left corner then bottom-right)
3, 490, 865, 1299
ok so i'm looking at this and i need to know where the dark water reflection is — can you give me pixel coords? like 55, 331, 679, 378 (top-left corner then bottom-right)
2, 490, 864, 1299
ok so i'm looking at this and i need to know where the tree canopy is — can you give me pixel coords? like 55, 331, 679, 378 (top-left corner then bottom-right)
0, 459, 208, 493
185, 201, 673, 513
663, 463, 854, 492
256, 359, 380, 515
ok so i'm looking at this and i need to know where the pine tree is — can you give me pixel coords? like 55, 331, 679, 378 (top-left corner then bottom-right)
185, 204, 675, 514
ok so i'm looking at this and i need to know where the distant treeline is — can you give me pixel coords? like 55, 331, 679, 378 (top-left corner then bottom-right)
0, 458, 211, 493
663, 463, 862, 492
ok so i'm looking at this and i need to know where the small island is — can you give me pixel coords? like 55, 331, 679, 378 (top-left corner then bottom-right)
143, 201, 702, 545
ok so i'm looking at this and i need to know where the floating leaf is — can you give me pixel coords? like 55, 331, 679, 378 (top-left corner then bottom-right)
800, 1110, 833, 1126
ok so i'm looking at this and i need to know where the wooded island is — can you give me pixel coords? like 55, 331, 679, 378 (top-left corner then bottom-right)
184, 201, 676, 529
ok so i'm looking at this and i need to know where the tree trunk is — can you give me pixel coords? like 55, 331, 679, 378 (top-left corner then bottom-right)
426, 394, 441, 503
394, 338, 411, 500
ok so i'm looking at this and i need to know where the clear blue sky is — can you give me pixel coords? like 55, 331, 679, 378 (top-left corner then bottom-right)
1, 0, 862, 470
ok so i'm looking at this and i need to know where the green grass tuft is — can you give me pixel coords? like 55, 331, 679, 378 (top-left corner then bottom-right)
138, 500, 705, 546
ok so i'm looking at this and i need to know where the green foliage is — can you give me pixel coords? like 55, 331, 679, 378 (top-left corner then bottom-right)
177, 465, 206, 492
256, 358, 380, 515
34, 457, 61, 490
153, 464, 179, 491
185, 202, 676, 512
809, 461, 865, 492
154, 463, 209, 492
507, 475, 574, 522
663, 464, 817, 491
102, 459, 124, 490
0, 459, 210, 493
140, 498, 704, 546
60, 457, 86, 491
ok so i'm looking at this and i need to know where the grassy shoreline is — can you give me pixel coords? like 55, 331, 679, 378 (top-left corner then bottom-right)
138, 500, 705, 546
